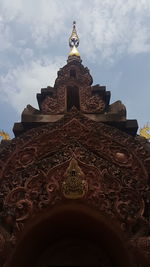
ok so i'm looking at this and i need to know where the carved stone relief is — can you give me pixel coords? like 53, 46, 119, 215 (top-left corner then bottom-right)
0, 114, 149, 265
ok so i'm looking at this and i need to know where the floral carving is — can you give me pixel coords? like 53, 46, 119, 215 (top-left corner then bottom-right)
40, 86, 65, 114
80, 86, 106, 113
0, 113, 149, 265
82, 94, 105, 112
41, 96, 58, 113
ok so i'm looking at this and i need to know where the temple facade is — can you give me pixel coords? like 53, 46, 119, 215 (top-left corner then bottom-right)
0, 23, 150, 266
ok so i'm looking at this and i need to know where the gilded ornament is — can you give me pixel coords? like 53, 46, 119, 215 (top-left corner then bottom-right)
0, 130, 10, 141
68, 21, 80, 57
139, 125, 150, 140
62, 158, 87, 199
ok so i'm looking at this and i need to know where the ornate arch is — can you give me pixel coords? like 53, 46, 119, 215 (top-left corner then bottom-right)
6, 204, 135, 267
0, 113, 150, 265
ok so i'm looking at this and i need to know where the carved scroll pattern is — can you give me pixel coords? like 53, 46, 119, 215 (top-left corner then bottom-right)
80, 86, 106, 113
41, 86, 66, 114
0, 116, 149, 265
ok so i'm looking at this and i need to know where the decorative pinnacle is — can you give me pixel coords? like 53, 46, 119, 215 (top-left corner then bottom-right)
68, 21, 80, 58
69, 21, 79, 48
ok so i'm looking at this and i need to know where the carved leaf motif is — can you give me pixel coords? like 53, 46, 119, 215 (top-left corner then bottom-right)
0, 115, 149, 265
40, 86, 65, 114
41, 96, 58, 113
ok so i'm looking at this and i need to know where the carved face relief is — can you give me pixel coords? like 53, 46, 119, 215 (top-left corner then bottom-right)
62, 158, 88, 199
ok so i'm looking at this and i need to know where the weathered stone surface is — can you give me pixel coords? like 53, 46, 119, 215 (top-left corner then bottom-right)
1, 111, 150, 265
13, 60, 137, 137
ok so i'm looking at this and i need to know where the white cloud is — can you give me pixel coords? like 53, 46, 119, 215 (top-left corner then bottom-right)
0, 20, 12, 51
0, 0, 150, 114
0, 0, 150, 57
0, 57, 65, 113
78, 0, 150, 61
128, 27, 150, 53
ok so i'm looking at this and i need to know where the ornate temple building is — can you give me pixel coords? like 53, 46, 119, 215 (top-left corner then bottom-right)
0, 22, 150, 267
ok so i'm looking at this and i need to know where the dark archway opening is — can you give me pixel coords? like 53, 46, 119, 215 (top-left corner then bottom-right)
67, 86, 80, 111
37, 237, 112, 266
7, 204, 135, 267
70, 69, 76, 78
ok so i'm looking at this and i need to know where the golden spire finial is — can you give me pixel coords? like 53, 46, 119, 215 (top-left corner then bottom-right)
68, 21, 80, 58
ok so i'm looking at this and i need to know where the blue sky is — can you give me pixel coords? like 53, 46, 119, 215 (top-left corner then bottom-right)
0, 0, 150, 138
